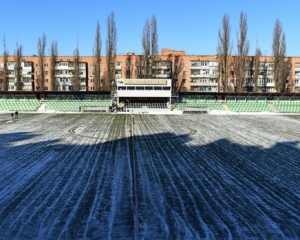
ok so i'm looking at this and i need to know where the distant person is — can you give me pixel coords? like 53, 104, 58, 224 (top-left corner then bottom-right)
15, 111, 18, 119
11, 113, 14, 120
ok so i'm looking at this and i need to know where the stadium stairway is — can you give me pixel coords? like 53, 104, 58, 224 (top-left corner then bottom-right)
37, 102, 46, 112
268, 103, 279, 113
222, 103, 229, 110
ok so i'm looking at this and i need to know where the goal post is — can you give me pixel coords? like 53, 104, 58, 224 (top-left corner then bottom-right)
182, 106, 209, 114
79, 106, 109, 113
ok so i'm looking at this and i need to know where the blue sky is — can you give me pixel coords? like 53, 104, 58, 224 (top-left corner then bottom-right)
0, 0, 299, 57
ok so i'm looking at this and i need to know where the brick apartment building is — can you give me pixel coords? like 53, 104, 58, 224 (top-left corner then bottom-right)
1, 48, 300, 93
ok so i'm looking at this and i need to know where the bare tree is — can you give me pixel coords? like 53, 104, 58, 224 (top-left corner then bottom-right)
73, 42, 80, 91
37, 33, 46, 90
2, 36, 8, 91
94, 21, 102, 91
14, 43, 23, 91
253, 45, 262, 92
217, 14, 232, 92
50, 40, 58, 91
142, 14, 159, 79
106, 11, 117, 91
151, 15, 159, 78
142, 19, 151, 78
235, 12, 250, 92
151, 15, 159, 57
272, 19, 287, 92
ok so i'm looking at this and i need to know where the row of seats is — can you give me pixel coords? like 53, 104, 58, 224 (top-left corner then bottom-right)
45, 99, 111, 112
272, 101, 300, 113
124, 102, 168, 109
0, 99, 41, 111
176, 99, 224, 111
226, 100, 272, 112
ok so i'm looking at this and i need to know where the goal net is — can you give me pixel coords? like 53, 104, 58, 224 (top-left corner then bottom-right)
80, 106, 109, 113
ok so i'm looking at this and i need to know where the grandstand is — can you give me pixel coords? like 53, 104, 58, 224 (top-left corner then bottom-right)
272, 99, 300, 113
175, 98, 224, 113
45, 98, 111, 112
2, 90, 300, 114
0, 97, 41, 111
226, 99, 272, 112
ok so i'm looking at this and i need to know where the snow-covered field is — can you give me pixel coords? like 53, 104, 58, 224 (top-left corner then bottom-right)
0, 113, 300, 239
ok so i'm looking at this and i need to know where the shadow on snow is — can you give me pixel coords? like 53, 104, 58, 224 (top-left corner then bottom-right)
0, 131, 299, 239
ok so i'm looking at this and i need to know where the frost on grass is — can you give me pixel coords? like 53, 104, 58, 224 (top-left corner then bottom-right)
0, 113, 299, 239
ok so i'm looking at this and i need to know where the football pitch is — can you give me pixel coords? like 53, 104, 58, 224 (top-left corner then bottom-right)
0, 113, 300, 239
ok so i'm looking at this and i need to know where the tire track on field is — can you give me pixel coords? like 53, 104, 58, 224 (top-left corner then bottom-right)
10, 115, 106, 237
135, 115, 215, 239
171, 115, 300, 238
43, 115, 113, 239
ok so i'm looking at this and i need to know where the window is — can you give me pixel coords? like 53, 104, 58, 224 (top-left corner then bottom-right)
90, 63, 95, 67
100, 63, 103, 68
59, 62, 68, 66
182, 79, 186, 83
44, 63, 48, 67
0, 63, 3, 67
44, 87, 48, 90
90, 86, 94, 90
126, 62, 131, 67
174, 62, 178, 67
81, 79, 85, 83
36, 71, 40, 75
183, 71, 187, 76
100, 71, 103, 76
135, 70, 139, 75
36, 63, 40, 67
45, 79, 48, 83
201, 62, 208, 66
91, 79, 94, 83
230, 62, 234, 67
44, 71, 48, 75
90, 71, 94, 76
183, 62, 187, 67
212, 69, 218, 75
135, 62, 140, 67
116, 61, 122, 66
296, 63, 300, 68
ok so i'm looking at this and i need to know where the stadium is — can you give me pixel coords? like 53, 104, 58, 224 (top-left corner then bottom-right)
1, 81, 300, 239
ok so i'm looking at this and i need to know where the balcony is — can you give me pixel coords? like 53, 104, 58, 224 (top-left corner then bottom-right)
191, 82, 218, 87
190, 62, 201, 69
294, 82, 300, 86
155, 74, 171, 78
209, 74, 219, 78
55, 65, 75, 70
153, 65, 171, 70
258, 82, 275, 87
22, 74, 33, 78
115, 65, 122, 70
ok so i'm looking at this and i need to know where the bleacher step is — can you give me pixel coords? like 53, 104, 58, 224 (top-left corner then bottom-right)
268, 103, 279, 113
222, 104, 229, 111
37, 102, 46, 112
